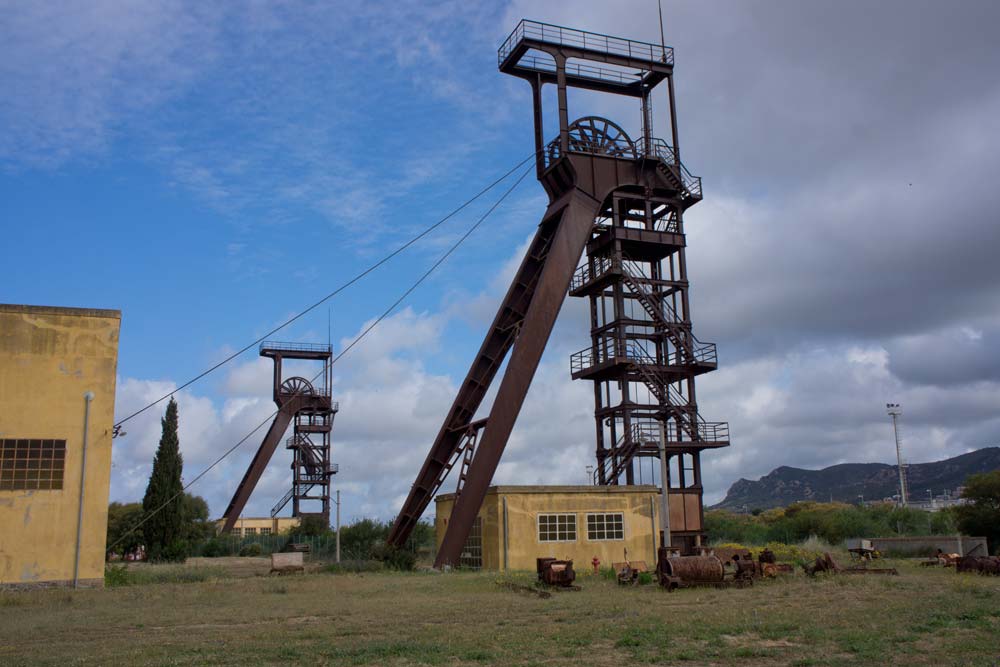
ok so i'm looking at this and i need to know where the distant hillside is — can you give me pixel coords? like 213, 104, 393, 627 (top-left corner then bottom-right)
713, 447, 1000, 511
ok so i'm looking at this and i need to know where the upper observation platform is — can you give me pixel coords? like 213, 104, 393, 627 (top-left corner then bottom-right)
498, 20, 673, 97
259, 341, 332, 361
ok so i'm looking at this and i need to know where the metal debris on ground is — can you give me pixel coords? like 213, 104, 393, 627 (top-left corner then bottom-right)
495, 578, 552, 599
536, 557, 577, 588
956, 556, 1000, 576
803, 552, 898, 577
656, 551, 752, 591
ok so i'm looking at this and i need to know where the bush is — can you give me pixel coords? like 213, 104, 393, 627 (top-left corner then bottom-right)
322, 560, 384, 574
157, 539, 189, 563
238, 543, 263, 557
706, 502, 957, 546
369, 543, 417, 571
104, 564, 130, 587
200, 538, 231, 558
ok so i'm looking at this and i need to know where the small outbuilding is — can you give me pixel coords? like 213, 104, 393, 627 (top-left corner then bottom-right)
434, 484, 705, 571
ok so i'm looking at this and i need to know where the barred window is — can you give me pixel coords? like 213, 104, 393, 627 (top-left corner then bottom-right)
538, 513, 576, 542
260, 528, 272, 536
244, 527, 257, 536
586, 512, 624, 541
0, 439, 66, 491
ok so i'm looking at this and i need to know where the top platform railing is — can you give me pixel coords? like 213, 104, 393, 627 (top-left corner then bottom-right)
259, 341, 332, 355
498, 20, 674, 68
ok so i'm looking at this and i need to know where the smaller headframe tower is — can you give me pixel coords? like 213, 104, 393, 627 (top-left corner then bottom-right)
220, 342, 339, 532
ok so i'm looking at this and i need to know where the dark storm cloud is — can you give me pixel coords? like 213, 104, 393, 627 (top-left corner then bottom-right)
501, 0, 1000, 495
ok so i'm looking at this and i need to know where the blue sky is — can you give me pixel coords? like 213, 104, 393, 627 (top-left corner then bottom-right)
4, 0, 1000, 522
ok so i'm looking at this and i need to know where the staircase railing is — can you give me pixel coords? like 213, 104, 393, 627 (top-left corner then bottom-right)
270, 487, 295, 517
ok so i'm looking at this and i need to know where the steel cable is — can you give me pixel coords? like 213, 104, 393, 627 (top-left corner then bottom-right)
107, 164, 534, 553
113, 151, 540, 431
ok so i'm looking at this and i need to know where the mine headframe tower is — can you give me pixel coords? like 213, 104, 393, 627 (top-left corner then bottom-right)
388, 19, 728, 564
219, 342, 339, 532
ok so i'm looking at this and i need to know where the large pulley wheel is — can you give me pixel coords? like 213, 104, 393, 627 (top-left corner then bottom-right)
280, 376, 315, 396
567, 116, 637, 158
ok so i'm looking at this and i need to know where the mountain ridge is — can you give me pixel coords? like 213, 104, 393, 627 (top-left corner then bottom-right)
713, 447, 1000, 510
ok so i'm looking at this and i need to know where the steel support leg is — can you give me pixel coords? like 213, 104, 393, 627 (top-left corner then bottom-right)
435, 189, 600, 567
221, 400, 300, 533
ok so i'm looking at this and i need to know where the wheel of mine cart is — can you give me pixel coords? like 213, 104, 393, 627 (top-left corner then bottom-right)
280, 376, 315, 396
567, 116, 637, 158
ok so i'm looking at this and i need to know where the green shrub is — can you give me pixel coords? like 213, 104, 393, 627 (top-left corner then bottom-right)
200, 538, 230, 558
159, 539, 189, 563
239, 543, 263, 557
369, 543, 416, 571
104, 564, 130, 587
322, 560, 384, 574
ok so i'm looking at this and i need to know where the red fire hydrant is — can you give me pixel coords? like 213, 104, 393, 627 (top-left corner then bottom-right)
591, 556, 601, 574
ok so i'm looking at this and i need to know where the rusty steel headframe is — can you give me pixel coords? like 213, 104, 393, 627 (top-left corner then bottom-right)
220, 342, 339, 533
387, 19, 729, 566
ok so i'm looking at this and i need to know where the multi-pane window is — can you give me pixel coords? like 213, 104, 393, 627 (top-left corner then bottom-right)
260, 528, 272, 536
244, 527, 257, 536
586, 512, 625, 541
459, 517, 483, 570
538, 513, 576, 542
0, 439, 66, 491
231, 528, 242, 538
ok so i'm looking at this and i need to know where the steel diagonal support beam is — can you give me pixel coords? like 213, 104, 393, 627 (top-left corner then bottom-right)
435, 189, 600, 568
386, 217, 561, 547
221, 397, 302, 533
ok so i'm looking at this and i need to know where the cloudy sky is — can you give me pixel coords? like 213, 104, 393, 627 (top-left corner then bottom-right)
4, 0, 1000, 521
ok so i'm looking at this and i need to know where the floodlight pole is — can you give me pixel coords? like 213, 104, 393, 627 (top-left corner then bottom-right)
886, 403, 908, 506
335, 489, 341, 563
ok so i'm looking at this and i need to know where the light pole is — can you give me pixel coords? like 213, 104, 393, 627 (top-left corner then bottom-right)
886, 403, 908, 506
657, 419, 671, 551
334, 489, 341, 563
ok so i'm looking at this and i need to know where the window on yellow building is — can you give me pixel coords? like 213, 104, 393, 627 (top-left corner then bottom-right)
231, 528, 241, 537
260, 528, 272, 536
586, 512, 624, 541
245, 528, 257, 536
0, 439, 66, 491
538, 513, 576, 542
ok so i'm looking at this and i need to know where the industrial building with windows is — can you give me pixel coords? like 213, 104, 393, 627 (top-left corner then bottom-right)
0, 304, 121, 588
435, 484, 704, 571
213, 516, 300, 537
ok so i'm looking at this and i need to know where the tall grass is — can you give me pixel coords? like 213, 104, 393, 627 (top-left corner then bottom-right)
105, 564, 226, 587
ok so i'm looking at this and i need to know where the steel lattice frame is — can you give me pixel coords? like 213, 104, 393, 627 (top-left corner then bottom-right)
220, 343, 338, 532
389, 19, 729, 564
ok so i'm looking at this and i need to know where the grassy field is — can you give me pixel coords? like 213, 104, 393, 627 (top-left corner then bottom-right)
1, 559, 998, 666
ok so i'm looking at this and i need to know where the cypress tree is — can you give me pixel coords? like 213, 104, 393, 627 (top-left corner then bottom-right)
142, 397, 185, 560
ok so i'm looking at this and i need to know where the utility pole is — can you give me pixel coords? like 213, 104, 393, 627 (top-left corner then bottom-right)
886, 403, 908, 506
335, 489, 341, 563
657, 419, 671, 550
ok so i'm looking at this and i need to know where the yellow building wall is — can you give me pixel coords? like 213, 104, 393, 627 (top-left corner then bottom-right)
0, 304, 120, 588
214, 516, 301, 536
435, 485, 703, 572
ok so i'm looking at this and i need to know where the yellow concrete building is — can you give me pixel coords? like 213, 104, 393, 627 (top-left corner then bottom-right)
435, 485, 704, 571
0, 304, 121, 588
214, 516, 301, 537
